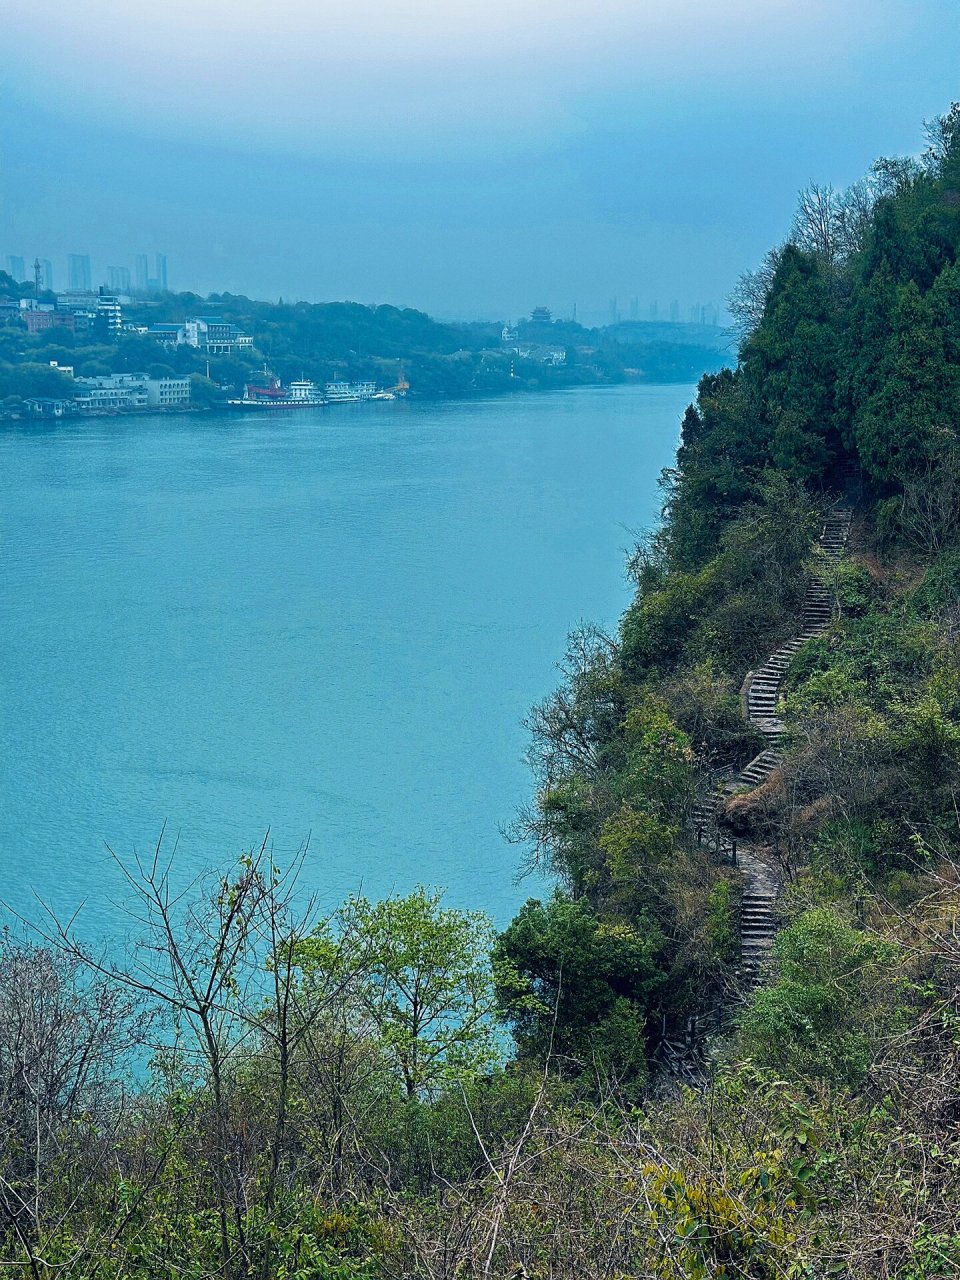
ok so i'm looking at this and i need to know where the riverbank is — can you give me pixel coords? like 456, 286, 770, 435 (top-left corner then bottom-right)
1, 365, 728, 424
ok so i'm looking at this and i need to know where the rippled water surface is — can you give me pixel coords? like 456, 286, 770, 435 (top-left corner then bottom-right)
0, 385, 691, 936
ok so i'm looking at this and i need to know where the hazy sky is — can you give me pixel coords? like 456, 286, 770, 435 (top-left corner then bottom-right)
2, 0, 958, 319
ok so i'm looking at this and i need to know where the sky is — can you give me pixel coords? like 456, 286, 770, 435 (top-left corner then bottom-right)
2, 0, 959, 320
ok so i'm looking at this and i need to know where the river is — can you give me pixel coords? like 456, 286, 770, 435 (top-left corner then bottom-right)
0, 384, 691, 937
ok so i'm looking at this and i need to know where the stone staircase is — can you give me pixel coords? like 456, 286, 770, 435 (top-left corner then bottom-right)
696, 507, 852, 988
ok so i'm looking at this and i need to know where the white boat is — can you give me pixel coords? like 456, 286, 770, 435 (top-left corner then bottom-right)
227, 374, 326, 409
324, 380, 379, 402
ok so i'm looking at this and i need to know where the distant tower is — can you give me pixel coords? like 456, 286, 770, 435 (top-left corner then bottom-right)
669, 299, 679, 323
135, 254, 149, 292
649, 300, 658, 321
5, 254, 25, 282
155, 253, 168, 292
608, 296, 618, 325
108, 265, 131, 293
629, 296, 639, 321
40, 258, 53, 291
572, 301, 577, 323
33, 258, 42, 295
68, 254, 92, 292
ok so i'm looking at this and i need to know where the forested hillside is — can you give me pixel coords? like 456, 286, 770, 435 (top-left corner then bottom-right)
0, 282, 728, 404
1, 109, 958, 1278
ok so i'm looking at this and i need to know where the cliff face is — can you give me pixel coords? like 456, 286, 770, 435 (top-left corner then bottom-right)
500, 109, 960, 1077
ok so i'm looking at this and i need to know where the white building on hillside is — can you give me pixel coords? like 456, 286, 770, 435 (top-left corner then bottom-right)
183, 317, 252, 355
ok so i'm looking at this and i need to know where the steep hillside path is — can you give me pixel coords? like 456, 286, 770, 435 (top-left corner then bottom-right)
692, 507, 852, 987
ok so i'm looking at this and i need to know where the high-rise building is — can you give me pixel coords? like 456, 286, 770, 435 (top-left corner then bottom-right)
669, 300, 680, 323
135, 254, 149, 293
108, 266, 131, 293
96, 290, 123, 334
154, 253, 168, 292
629, 297, 639, 321
649, 301, 658, 321
5, 255, 25, 282
68, 254, 92, 292
40, 258, 54, 291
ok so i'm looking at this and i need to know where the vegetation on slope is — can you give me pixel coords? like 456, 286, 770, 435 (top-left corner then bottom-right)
1, 108, 959, 1277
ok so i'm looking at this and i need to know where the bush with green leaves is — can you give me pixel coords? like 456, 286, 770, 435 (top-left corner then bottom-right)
737, 907, 905, 1085
493, 894, 664, 1085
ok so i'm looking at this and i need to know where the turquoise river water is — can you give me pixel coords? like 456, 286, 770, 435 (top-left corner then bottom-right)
0, 384, 692, 939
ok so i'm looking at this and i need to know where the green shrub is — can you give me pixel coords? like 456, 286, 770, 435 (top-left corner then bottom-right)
737, 907, 904, 1086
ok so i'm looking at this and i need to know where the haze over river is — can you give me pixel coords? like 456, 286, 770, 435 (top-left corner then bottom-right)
0, 385, 692, 938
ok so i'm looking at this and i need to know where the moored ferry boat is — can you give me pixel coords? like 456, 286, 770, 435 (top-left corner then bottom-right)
324, 380, 378, 403
227, 374, 326, 409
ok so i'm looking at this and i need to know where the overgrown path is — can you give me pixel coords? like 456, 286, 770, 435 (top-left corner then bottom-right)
693, 506, 852, 988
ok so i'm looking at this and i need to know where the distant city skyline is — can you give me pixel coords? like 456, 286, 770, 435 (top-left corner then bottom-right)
2, 244, 726, 323
2, 249, 171, 297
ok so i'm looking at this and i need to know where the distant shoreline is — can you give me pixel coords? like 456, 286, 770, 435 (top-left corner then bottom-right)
2, 371, 716, 425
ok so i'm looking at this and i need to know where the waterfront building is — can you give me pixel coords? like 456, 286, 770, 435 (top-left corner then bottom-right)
24, 396, 76, 417
145, 375, 190, 407
73, 372, 190, 411
5, 255, 25, 282
68, 254, 92, 292
74, 373, 149, 411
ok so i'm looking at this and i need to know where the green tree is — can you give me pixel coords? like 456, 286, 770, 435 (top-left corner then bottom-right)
296, 887, 498, 1099
494, 894, 664, 1084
